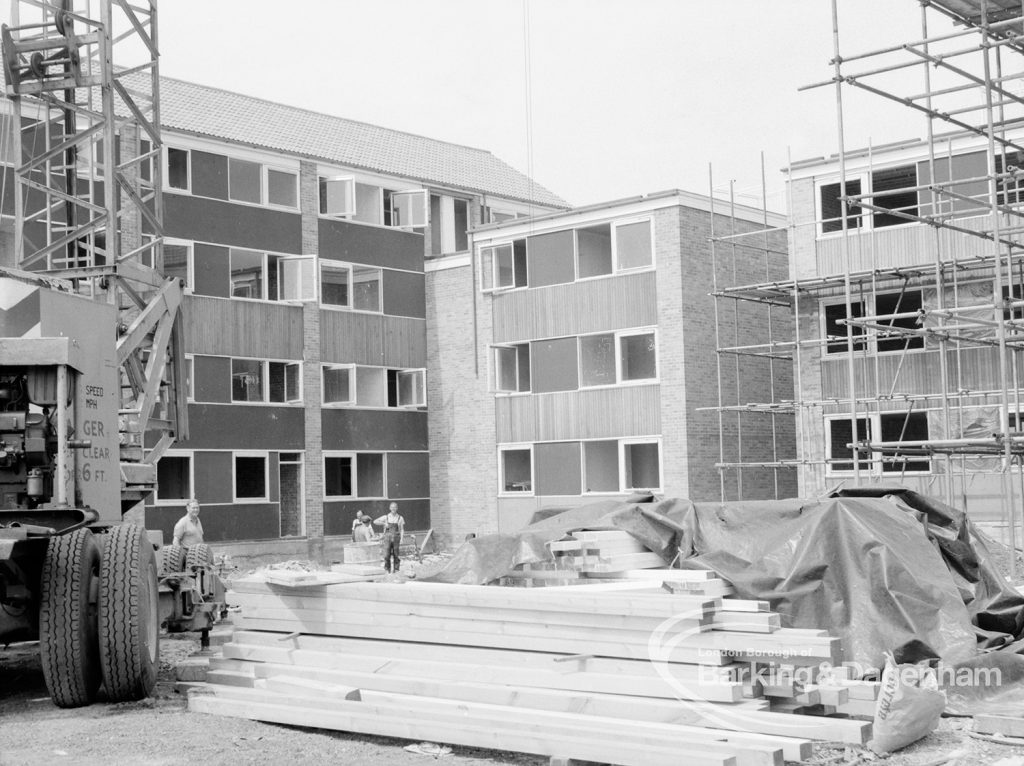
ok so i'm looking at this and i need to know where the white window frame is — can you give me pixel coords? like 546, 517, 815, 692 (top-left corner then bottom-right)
480, 239, 527, 293
230, 357, 302, 405
323, 451, 388, 500
233, 451, 269, 502
611, 217, 656, 273
322, 363, 355, 406
394, 368, 427, 408
164, 146, 191, 193
319, 175, 356, 217
619, 438, 663, 493
581, 438, 622, 496
816, 173, 867, 238
227, 156, 263, 205
276, 255, 318, 302
319, 260, 383, 313
824, 413, 932, 477
183, 355, 194, 402
229, 248, 269, 300
388, 188, 428, 229
153, 450, 193, 505
492, 343, 530, 394
820, 291, 924, 356
430, 194, 471, 255
498, 443, 534, 496
162, 238, 194, 294
265, 165, 299, 210
578, 327, 658, 389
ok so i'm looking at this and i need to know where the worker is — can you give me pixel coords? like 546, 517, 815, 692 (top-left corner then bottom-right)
172, 498, 204, 547
351, 510, 375, 543
374, 502, 405, 574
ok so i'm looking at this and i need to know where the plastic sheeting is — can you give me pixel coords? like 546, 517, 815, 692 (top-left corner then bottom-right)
423, 488, 1024, 671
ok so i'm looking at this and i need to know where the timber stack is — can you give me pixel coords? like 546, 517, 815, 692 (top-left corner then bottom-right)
188, 550, 882, 766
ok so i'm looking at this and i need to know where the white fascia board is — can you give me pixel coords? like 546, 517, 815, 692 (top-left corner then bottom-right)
425, 253, 472, 273
164, 131, 301, 172
473, 189, 783, 246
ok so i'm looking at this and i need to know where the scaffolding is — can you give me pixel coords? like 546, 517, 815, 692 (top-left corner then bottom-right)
711, 0, 1024, 570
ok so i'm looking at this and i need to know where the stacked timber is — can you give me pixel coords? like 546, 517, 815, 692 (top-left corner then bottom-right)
501, 530, 667, 586
189, 576, 876, 766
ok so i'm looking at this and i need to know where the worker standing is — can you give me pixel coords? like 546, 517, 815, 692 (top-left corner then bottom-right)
374, 502, 405, 574
172, 498, 204, 547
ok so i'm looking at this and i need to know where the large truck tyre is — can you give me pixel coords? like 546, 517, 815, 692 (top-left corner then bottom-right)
39, 528, 102, 708
184, 543, 212, 570
158, 543, 185, 576
99, 524, 160, 701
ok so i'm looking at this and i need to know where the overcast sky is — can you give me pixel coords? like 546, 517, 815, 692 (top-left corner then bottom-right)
151, 1, 934, 212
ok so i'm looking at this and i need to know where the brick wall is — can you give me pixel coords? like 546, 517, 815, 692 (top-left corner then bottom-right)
299, 161, 324, 547
424, 205, 498, 546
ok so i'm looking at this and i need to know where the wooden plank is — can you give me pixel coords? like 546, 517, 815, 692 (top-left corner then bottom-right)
262, 675, 361, 700
233, 591, 713, 633
718, 600, 770, 613
229, 630, 739, 678
711, 613, 780, 633
662, 581, 736, 598
231, 615, 731, 665
503, 568, 584, 580
585, 552, 668, 571
230, 577, 720, 618
835, 697, 878, 718
975, 715, 1024, 737
584, 568, 720, 581
834, 679, 880, 701
224, 646, 744, 703
189, 689, 739, 766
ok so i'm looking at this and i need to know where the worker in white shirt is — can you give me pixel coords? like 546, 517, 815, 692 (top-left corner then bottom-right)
172, 498, 204, 547
374, 502, 405, 573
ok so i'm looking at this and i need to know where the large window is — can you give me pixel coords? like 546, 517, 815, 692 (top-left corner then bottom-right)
320, 262, 382, 312
580, 330, 657, 387
430, 194, 470, 255
162, 240, 192, 290
827, 417, 871, 473
165, 146, 297, 209
388, 369, 426, 408
323, 365, 425, 409
155, 453, 191, 503
494, 343, 531, 393
234, 453, 267, 501
323, 365, 353, 405
872, 165, 918, 228
500, 447, 533, 493
231, 358, 301, 403
823, 291, 922, 354
824, 301, 866, 354
879, 412, 930, 473
826, 413, 930, 475
482, 240, 528, 290
167, 147, 189, 191
324, 453, 386, 498
623, 440, 661, 491
820, 178, 863, 234
318, 175, 426, 228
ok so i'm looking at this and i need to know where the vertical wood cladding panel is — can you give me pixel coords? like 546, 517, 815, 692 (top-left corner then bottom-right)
318, 217, 424, 272
165, 195, 302, 254
382, 270, 427, 318
492, 270, 657, 342
191, 151, 229, 200
194, 450, 233, 504
183, 295, 303, 358
193, 242, 230, 298
386, 452, 430, 499
324, 498, 430, 535
193, 355, 231, 403
497, 386, 661, 443
320, 310, 426, 367
535, 442, 582, 495
527, 230, 576, 288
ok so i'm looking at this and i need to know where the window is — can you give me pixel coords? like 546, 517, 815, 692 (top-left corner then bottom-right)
356, 366, 387, 408
231, 358, 301, 403
824, 301, 866, 354
875, 290, 923, 352
580, 330, 657, 387
323, 365, 353, 405
230, 248, 264, 298
184, 356, 194, 401
277, 256, 317, 301
880, 412, 930, 473
167, 147, 189, 191
583, 440, 619, 492
996, 151, 1024, 207
324, 453, 386, 498
820, 178, 863, 234
577, 224, 612, 279
320, 261, 382, 312
501, 447, 533, 493
234, 454, 267, 501
615, 220, 653, 270
228, 157, 261, 204
827, 417, 871, 473
320, 176, 355, 216
494, 343, 530, 393
163, 240, 192, 290
267, 168, 297, 208
622, 441, 660, 491
430, 194, 470, 255
485, 206, 517, 224
388, 369, 426, 408
872, 165, 918, 228
155, 453, 191, 503
388, 189, 428, 228
482, 240, 528, 290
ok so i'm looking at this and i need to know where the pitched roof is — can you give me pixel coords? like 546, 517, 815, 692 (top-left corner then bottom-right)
154, 75, 569, 209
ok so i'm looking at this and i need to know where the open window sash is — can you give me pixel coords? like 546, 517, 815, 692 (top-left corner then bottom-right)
390, 189, 428, 228
321, 175, 356, 217
277, 255, 317, 301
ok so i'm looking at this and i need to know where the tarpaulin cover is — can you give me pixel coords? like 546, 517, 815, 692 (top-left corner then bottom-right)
423, 488, 1024, 671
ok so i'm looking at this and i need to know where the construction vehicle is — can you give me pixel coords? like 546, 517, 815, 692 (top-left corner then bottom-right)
0, 0, 224, 707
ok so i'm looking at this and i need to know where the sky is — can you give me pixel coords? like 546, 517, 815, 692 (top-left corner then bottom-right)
145, 1, 937, 212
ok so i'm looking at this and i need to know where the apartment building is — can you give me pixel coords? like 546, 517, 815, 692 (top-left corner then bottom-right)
0, 75, 567, 548
427, 191, 797, 539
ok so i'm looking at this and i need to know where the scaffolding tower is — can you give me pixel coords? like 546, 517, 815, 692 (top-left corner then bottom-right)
711, 0, 1024, 569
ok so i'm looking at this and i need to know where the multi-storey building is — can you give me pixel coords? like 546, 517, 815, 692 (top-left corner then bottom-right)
427, 191, 796, 539
0, 74, 567, 553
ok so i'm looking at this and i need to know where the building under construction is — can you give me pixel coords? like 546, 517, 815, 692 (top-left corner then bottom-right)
714, 0, 1024, 557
